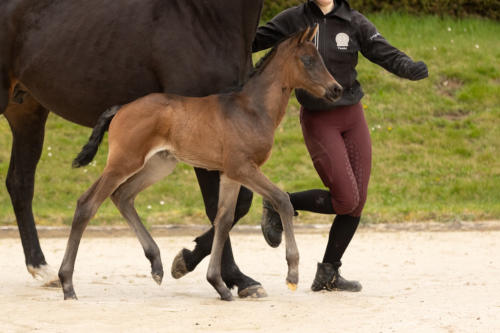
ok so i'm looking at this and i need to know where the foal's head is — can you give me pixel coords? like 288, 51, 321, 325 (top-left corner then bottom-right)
279, 25, 342, 102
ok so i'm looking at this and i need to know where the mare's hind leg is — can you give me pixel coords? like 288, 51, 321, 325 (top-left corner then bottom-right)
206, 174, 241, 301
171, 168, 266, 298
59, 169, 135, 300
111, 151, 177, 285
0, 74, 8, 113
3, 93, 58, 286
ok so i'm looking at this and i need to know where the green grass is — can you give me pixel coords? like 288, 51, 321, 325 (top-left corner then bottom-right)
0, 14, 499, 226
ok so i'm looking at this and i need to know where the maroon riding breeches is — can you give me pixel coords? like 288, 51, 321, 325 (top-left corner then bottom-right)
300, 102, 372, 217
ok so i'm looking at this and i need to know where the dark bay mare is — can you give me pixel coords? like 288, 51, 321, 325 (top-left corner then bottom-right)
60, 26, 342, 300
0, 0, 265, 296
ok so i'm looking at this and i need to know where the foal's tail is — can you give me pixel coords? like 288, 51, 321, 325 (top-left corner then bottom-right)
72, 105, 121, 168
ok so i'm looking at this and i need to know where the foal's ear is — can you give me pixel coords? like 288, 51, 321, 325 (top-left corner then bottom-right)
308, 24, 319, 41
298, 26, 312, 45
298, 24, 318, 45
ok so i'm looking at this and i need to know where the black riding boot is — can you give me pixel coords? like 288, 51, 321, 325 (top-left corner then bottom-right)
311, 262, 362, 292
313, 214, 361, 291
261, 190, 334, 247
261, 199, 285, 248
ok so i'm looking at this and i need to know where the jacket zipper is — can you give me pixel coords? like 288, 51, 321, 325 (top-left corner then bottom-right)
321, 18, 327, 56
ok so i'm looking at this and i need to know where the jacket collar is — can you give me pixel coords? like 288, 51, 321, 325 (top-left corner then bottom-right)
307, 0, 352, 22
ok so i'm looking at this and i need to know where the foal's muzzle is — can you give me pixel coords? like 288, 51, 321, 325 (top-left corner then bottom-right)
324, 84, 343, 102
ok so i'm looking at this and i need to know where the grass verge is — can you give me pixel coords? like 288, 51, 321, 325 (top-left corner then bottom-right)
0, 13, 498, 226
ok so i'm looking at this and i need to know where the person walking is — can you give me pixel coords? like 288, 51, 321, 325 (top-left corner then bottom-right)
253, 0, 428, 292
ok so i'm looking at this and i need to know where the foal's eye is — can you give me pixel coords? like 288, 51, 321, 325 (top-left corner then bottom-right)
300, 56, 314, 68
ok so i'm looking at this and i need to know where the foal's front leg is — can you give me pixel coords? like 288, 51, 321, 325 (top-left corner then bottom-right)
206, 174, 241, 301
236, 166, 299, 290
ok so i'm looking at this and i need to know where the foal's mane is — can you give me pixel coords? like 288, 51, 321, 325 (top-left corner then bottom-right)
251, 27, 311, 80
248, 43, 280, 79
222, 34, 296, 94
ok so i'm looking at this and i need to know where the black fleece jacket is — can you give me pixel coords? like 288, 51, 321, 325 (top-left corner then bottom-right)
253, 0, 427, 110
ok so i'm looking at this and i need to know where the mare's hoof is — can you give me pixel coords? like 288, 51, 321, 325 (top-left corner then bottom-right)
171, 249, 190, 279
28, 264, 61, 288
238, 284, 268, 298
152, 271, 163, 285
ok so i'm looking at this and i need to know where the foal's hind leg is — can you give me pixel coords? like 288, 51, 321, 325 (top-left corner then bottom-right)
3, 94, 59, 286
59, 170, 131, 300
206, 174, 241, 301
111, 152, 177, 285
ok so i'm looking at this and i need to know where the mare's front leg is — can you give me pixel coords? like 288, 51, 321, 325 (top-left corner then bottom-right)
59, 170, 129, 300
206, 174, 241, 301
3, 94, 59, 286
234, 166, 299, 290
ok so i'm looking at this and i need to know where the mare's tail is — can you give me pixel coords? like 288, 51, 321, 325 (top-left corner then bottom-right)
72, 105, 121, 168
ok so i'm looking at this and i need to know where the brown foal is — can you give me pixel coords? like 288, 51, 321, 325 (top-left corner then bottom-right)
58, 26, 342, 301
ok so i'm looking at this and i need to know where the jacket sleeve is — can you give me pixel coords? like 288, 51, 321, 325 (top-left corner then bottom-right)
252, 6, 309, 52
357, 13, 423, 80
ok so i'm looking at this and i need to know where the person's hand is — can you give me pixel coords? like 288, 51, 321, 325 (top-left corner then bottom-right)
409, 61, 428, 80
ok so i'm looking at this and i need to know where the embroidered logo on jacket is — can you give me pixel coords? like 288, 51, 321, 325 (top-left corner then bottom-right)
335, 33, 349, 50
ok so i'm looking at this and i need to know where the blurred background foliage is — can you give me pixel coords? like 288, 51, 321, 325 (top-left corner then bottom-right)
262, 0, 499, 21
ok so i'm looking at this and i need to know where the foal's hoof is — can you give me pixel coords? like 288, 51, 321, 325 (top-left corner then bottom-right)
44, 278, 62, 288
287, 282, 298, 291
152, 271, 163, 285
63, 290, 78, 300
238, 284, 268, 299
171, 249, 189, 279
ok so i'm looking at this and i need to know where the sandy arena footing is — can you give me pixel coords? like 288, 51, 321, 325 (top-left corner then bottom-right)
0, 228, 499, 332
